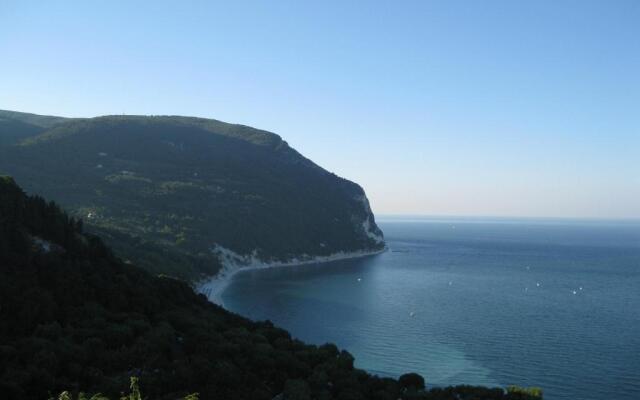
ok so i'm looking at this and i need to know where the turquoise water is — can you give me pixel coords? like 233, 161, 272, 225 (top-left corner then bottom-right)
223, 218, 640, 400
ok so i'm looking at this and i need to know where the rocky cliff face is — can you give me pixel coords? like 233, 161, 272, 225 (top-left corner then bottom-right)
0, 110, 385, 280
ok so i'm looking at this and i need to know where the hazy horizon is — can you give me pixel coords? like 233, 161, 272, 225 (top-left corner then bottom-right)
377, 214, 640, 222
1, 1, 638, 219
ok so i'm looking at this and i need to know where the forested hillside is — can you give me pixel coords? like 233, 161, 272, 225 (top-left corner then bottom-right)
0, 177, 541, 400
0, 110, 68, 146
0, 110, 384, 280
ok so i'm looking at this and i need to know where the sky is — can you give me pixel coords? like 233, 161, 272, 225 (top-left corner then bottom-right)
1, 1, 639, 219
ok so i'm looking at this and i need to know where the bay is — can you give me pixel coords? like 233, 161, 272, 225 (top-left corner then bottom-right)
223, 218, 640, 400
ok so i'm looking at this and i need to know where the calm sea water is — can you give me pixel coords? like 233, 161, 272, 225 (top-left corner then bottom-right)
222, 218, 640, 400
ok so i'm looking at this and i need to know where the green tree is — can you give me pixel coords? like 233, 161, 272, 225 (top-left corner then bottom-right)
398, 373, 425, 391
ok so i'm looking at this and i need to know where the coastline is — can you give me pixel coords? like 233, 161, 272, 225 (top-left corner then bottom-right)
195, 247, 387, 307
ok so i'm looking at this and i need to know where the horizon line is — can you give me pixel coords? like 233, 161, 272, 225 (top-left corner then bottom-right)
375, 214, 640, 222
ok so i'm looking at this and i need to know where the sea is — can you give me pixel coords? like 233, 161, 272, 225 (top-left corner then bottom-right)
221, 217, 640, 400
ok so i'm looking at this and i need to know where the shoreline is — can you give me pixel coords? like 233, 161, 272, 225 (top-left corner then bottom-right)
195, 247, 387, 307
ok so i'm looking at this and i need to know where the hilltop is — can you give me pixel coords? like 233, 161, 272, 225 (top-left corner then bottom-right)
0, 110, 384, 280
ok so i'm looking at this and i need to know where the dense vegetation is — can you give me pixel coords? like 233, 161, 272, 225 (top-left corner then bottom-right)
0, 177, 541, 399
0, 110, 384, 280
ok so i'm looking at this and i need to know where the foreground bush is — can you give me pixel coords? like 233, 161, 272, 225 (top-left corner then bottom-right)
52, 377, 198, 400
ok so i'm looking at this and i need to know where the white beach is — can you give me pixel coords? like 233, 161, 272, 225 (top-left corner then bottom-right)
195, 247, 386, 306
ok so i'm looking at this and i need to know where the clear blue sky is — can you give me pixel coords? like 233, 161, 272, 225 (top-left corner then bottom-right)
1, 1, 638, 218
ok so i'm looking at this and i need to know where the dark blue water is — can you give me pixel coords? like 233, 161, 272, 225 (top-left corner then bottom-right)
223, 218, 640, 400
